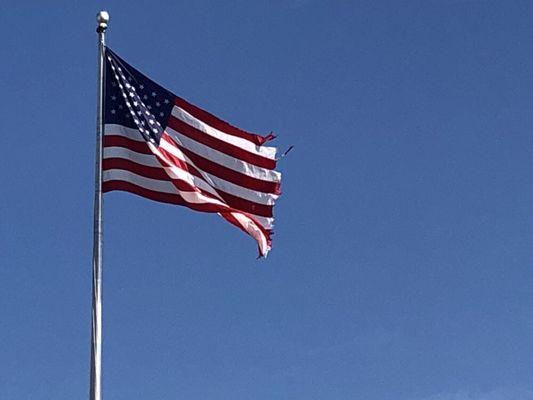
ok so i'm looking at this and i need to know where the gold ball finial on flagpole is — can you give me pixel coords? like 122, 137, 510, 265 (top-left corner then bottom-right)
96, 11, 109, 33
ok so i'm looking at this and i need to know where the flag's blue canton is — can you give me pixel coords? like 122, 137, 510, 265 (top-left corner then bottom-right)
104, 48, 174, 145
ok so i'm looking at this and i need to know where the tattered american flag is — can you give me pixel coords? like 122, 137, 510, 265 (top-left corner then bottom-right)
102, 48, 281, 257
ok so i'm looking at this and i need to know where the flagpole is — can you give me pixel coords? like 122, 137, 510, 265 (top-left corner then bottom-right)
90, 10, 108, 400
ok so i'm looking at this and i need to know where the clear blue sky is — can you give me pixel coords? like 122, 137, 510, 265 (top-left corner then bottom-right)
1, 1, 533, 399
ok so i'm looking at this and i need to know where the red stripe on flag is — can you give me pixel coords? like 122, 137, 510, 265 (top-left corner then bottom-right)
174, 97, 274, 146
216, 190, 273, 218
103, 180, 221, 213
103, 135, 152, 155
103, 158, 168, 180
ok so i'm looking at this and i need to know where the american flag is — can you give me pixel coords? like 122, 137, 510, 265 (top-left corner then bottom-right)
102, 48, 281, 257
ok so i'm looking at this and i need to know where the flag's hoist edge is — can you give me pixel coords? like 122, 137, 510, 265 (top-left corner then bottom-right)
102, 47, 281, 257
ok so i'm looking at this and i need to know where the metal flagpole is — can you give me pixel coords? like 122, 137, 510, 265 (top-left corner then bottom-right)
90, 10, 109, 400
